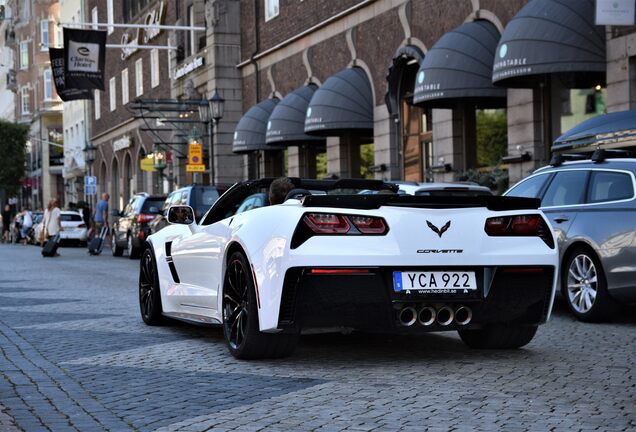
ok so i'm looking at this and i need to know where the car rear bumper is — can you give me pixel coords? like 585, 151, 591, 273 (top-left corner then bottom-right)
276, 265, 555, 333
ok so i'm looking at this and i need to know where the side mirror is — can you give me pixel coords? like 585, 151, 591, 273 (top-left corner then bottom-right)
167, 205, 195, 225
111, 209, 121, 217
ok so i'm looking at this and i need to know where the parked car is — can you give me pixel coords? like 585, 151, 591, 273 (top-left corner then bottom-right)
414, 183, 493, 197
148, 185, 225, 236
33, 211, 86, 246
111, 193, 166, 259
505, 149, 636, 321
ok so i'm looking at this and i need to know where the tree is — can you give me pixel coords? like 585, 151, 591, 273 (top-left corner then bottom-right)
476, 110, 508, 167
0, 120, 29, 198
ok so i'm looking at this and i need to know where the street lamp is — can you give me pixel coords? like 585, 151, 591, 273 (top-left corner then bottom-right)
198, 89, 225, 185
152, 146, 167, 172
83, 143, 97, 207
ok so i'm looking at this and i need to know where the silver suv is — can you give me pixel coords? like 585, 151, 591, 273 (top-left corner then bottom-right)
505, 150, 636, 322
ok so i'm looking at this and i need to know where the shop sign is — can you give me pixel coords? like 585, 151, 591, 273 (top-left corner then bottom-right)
596, 0, 635, 25
113, 136, 131, 152
186, 164, 206, 172
175, 56, 204, 79
121, 1, 167, 59
140, 157, 157, 172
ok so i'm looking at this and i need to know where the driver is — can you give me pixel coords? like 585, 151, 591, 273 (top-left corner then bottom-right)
268, 177, 294, 205
174, 207, 193, 224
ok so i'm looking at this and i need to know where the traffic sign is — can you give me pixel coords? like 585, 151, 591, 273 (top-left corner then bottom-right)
188, 143, 203, 165
186, 164, 206, 172
85, 185, 97, 195
84, 176, 97, 186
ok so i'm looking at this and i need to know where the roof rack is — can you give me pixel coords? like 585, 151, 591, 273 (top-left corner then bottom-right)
591, 148, 636, 163
549, 153, 588, 167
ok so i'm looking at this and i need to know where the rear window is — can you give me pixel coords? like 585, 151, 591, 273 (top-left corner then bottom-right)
541, 171, 588, 207
506, 173, 551, 199
588, 171, 634, 203
141, 199, 165, 213
61, 214, 82, 222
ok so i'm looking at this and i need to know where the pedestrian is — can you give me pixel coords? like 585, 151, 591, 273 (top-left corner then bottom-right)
81, 204, 93, 239
94, 193, 110, 241
1, 204, 12, 243
19, 207, 33, 245
41, 199, 62, 255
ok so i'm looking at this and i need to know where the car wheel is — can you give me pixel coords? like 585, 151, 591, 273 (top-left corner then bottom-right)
127, 235, 139, 259
111, 233, 124, 256
139, 248, 165, 325
563, 248, 616, 322
458, 325, 538, 349
222, 251, 298, 359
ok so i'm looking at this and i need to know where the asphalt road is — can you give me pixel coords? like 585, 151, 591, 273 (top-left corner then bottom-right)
0, 243, 634, 431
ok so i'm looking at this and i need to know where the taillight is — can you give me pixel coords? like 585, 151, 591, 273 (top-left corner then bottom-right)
350, 216, 387, 234
484, 214, 554, 248
303, 213, 350, 234
78, 223, 86, 228
138, 213, 156, 223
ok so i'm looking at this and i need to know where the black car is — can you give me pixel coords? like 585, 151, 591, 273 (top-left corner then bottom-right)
148, 185, 225, 236
111, 193, 166, 259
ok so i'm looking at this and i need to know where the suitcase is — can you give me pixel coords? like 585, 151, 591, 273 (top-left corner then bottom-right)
41, 234, 61, 257
88, 227, 108, 255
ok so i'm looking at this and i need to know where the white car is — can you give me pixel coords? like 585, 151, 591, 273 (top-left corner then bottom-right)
140, 178, 559, 359
34, 211, 88, 245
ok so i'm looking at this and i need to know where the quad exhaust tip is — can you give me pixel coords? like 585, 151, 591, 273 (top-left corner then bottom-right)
454, 306, 472, 326
436, 306, 454, 326
417, 306, 436, 326
398, 306, 417, 327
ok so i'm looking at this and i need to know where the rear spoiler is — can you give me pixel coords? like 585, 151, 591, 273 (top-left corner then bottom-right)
301, 194, 541, 211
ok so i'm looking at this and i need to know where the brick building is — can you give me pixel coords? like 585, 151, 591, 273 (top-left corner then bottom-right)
233, 0, 636, 185
8, 0, 63, 209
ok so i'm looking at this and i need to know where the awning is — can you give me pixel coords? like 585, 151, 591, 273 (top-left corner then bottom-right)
492, 0, 605, 88
266, 84, 325, 147
552, 110, 636, 152
305, 67, 373, 137
232, 98, 280, 154
413, 20, 505, 108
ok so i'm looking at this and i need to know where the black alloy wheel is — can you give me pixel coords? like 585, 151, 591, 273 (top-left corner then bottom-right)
222, 251, 298, 359
139, 248, 164, 325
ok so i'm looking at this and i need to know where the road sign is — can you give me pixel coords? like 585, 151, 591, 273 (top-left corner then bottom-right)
188, 143, 203, 165
140, 158, 157, 172
186, 164, 206, 172
85, 185, 97, 196
84, 176, 97, 187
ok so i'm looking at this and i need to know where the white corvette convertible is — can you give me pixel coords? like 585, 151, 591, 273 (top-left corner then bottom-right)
139, 178, 559, 359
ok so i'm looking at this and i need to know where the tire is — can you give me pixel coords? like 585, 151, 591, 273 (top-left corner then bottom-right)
458, 325, 538, 349
127, 234, 139, 259
111, 233, 124, 256
222, 251, 298, 359
562, 247, 617, 322
139, 248, 165, 325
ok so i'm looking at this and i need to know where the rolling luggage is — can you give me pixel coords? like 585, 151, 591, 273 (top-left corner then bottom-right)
88, 227, 108, 256
41, 234, 61, 257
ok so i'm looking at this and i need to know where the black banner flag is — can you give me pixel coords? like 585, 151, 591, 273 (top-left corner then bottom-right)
49, 48, 94, 101
63, 27, 107, 91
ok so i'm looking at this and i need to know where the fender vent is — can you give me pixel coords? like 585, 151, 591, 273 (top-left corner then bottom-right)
165, 242, 180, 283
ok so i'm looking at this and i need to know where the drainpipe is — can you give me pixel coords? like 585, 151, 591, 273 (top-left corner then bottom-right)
249, 0, 261, 178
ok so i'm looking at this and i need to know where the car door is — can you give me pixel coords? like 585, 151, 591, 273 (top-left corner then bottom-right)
538, 170, 590, 247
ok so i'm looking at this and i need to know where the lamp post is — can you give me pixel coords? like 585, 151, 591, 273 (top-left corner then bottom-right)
83, 143, 96, 207
152, 146, 167, 193
198, 89, 225, 185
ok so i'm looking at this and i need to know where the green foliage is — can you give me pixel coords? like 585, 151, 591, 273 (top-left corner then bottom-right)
316, 151, 327, 179
456, 166, 509, 195
0, 120, 29, 197
360, 143, 374, 179
476, 110, 508, 167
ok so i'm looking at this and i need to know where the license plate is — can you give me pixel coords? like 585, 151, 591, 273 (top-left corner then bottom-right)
393, 271, 477, 294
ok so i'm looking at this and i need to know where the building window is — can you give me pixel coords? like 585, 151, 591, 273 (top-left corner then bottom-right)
150, 49, 159, 88
135, 58, 143, 96
109, 77, 116, 111
121, 68, 129, 105
123, 0, 152, 23
19, 41, 28, 69
107, 0, 114, 34
265, 0, 279, 21
40, 20, 49, 51
21, 87, 30, 114
44, 69, 52, 100
91, 7, 98, 29
94, 90, 101, 119
186, 5, 195, 57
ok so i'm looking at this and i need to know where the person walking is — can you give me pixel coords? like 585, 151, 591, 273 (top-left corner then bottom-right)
41, 199, 62, 255
1, 204, 12, 243
94, 193, 110, 243
19, 207, 33, 245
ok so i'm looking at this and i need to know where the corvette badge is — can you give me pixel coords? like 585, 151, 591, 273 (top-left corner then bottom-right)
426, 220, 451, 238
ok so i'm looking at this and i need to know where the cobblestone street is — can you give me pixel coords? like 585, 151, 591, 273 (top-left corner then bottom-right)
0, 243, 635, 431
